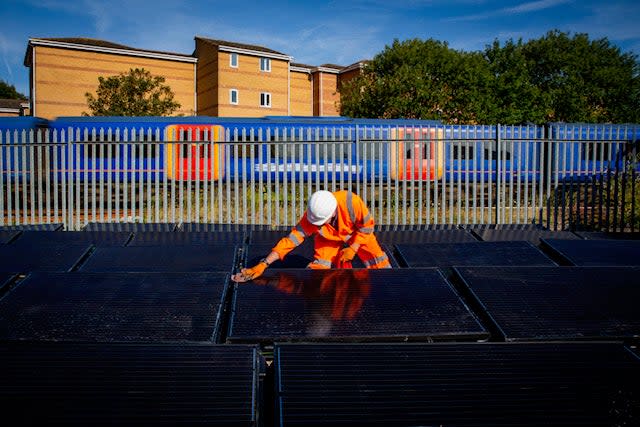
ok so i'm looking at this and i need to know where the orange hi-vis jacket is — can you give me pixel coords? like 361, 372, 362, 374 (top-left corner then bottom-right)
272, 190, 391, 269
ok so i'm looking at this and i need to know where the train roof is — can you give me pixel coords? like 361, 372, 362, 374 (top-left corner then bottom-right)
0, 117, 48, 130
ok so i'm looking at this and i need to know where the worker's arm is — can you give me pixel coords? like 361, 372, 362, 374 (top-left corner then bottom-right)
346, 194, 375, 251
271, 214, 317, 260
231, 250, 278, 283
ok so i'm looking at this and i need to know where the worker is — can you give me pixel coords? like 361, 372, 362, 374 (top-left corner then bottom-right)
231, 190, 391, 283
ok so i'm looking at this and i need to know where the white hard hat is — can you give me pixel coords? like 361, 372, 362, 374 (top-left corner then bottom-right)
307, 190, 337, 225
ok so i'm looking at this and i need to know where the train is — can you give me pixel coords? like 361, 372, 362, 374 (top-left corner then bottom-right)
1, 116, 638, 184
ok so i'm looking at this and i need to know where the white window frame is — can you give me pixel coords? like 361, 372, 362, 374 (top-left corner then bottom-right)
260, 92, 271, 108
230, 53, 238, 68
260, 57, 271, 72
230, 89, 238, 105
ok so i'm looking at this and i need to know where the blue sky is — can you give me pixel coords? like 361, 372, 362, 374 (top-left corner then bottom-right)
2, 0, 640, 97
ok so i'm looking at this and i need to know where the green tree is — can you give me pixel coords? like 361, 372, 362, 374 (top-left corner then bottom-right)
84, 68, 180, 116
0, 80, 27, 100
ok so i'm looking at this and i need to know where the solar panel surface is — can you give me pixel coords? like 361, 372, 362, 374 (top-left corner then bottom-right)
0, 272, 229, 342
227, 268, 487, 343
374, 229, 478, 244
0, 341, 260, 426
82, 222, 177, 231
78, 245, 238, 272
127, 231, 245, 246
0, 223, 64, 231
395, 241, 556, 268
575, 231, 640, 240
0, 230, 20, 244
274, 342, 640, 427
541, 239, 640, 266
454, 266, 640, 341
14, 230, 132, 247
471, 229, 580, 245
0, 242, 91, 272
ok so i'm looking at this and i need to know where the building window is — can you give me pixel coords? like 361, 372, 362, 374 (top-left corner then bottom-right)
260, 57, 271, 72
230, 89, 238, 105
230, 53, 238, 68
260, 92, 271, 108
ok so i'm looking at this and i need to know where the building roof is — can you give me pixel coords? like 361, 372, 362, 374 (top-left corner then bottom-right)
195, 36, 287, 56
0, 99, 28, 109
25, 37, 196, 66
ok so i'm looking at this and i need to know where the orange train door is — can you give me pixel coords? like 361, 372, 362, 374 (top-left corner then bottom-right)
165, 124, 224, 181
389, 127, 444, 181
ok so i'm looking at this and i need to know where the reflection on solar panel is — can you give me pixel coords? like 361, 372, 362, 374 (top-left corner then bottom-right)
0, 272, 229, 342
575, 231, 640, 240
0, 341, 261, 426
82, 222, 177, 231
374, 229, 478, 244
0, 230, 20, 244
0, 272, 17, 295
227, 269, 487, 343
275, 342, 640, 427
454, 266, 640, 341
395, 241, 556, 268
14, 231, 132, 247
0, 223, 64, 231
471, 229, 579, 245
541, 239, 640, 266
127, 231, 245, 246
0, 242, 91, 272
78, 245, 238, 272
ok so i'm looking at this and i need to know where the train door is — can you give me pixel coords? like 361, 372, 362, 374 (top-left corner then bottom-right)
389, 127, 444, 180
165, 124, 224, 181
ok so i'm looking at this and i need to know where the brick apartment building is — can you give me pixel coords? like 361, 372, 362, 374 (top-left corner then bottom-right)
24, 37, 365, 120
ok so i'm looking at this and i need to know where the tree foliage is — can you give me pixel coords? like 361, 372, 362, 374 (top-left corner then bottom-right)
0, 80, 27, 100
339, 31, 640, 124
84, 68, 180, 116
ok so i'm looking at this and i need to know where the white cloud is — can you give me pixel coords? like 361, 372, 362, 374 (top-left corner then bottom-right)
444, 0, 573, 22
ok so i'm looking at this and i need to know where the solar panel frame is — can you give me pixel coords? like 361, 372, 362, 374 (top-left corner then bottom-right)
82, 222, 178, 232
575, 231, 640, 240
0, 230, 20, 244
127, 231, 246, 246
0, 341, 262, 426
0, 271, 231, 343
0, 272, 17, 297
454, 266, 640, 341
541, 238, 640, 266
0, 223, 64, 231
470, 228, 580, 245
394, 241, 557, 268
77, 244, 240, 272
274, 341, 640, 427
226, 268, 488, 343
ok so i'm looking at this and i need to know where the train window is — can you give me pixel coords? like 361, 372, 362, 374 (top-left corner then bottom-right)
484, 148, 511, 161
581, 142, 611, 161
452, 144, 475, 160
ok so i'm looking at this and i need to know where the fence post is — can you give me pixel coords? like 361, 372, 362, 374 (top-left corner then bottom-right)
495, 124, 501, 224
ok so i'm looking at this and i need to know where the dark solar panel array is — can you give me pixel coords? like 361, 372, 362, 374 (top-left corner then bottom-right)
179, 223, 279, 232
0, 241, 91, 273
541, 238, 640, 266
454, 266, 640, 341
0, 272, 229, 343
78, 245, 238, 272
377, 224, 461, 230
464, 223, 544, 230
246, 229, 295, 244
274, 342, 640, 427
575, 231, 640, 240
0, 272, 17, 295
0, 341, 260, 427
470, 228, 580, 245
374, 229, 478, 244
227, 268, 487, 343
13, 230, 132, 247
395, 241, 556, 268
82, 222, 178, 231
127, 231, 246, 246
0, 223, 64, 231
0, 230, 20, 244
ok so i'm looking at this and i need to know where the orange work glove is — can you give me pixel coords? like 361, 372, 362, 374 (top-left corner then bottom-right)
232, 261, 268, 283
338, 246, 357, 263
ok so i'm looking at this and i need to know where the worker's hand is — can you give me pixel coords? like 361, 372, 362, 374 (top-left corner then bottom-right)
338, 246, 357, 263
231, 262, 268, 283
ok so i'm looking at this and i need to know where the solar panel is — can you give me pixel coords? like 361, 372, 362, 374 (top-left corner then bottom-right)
378, 224, 460, 231
78, 245, 239, 272
464, 223, 545, 230
0, 223, 64, 231
0, 341, 261, 426
0, 242, 91, 273
247, 229, 296, 244
454, 266, 640, 341
0, 230, 20, 244
179, 223, 274, 232
13, 230, 132, 247
127, 231, 246, 246
82, 222, 177, 231
274, 342, 640, 427
227, 268, 487, 343
244, 241, 398, 269
541, 239, 640, 266
471, 228, 579, 245
0, 272, 229, 342
0, 272, 17, 295
375, 229, 478, 244
575, 231, 640, 240
395, 241, 556, 268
